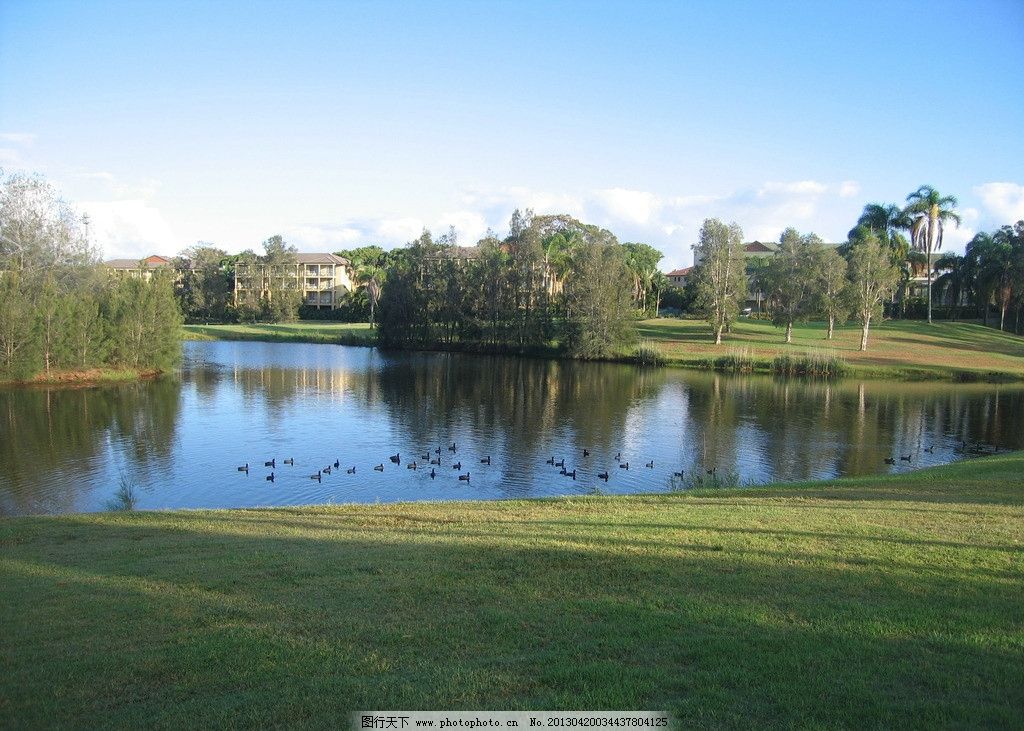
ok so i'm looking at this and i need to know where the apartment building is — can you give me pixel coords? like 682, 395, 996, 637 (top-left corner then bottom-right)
234, 252, 354, 310
103, 254, 182, 280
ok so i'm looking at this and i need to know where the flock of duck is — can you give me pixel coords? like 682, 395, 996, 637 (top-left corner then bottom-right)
235, 439, 996, 486
235, 443, 690, 485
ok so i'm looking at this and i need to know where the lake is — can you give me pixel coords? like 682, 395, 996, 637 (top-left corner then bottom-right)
1, 340, 1021, 516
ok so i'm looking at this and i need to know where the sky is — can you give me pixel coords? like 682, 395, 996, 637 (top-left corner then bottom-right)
1, 0, 1023, 269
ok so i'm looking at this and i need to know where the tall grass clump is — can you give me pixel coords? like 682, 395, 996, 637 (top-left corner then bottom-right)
712, 347, 756, 373
772, 351, 849, 378
632, 340, 666, 366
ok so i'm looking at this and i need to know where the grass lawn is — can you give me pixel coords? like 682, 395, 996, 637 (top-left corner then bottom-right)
639, 318, 1024, 381
2, 454, 1022, 728
183, 322, 375, 346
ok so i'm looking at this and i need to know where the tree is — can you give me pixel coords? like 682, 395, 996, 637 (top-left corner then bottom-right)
174, 243, 231, 322
847, 233, 900, 351
354, 263, 386, 328
259, 235, 301, 322
810, 245, 849, 339
932, 252, 972, 320
562, 242, 636, 358
0, 271, 37, 379
850, 203, 912, 247
693, 219, 746, 345
905, 185, 960, 323
760, 228, 822, 343
0, 171, 96, 272
622, 242, 664, 315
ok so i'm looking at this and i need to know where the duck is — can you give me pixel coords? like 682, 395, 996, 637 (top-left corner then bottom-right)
346, 466, 356, 474
322, 465, 332, 475
448, 442, 457, 452
452, 461, 462, 470
598, 471, 609, 481
265, 472, 275, 482
480, 456, 491, 465
458, 472, 470, 482
645, 460, 654, 469
884, 457, 896, 465
310, 470, 321, 482
283, 458, 294, 466
389, 453, 400, 464
546, 456, 555, 465
421, 453, 431, 460
583, 449, 590, 457
706, 467, 717, 476
564, 469, 576, 480
673, 470, 684, 477
435, 446, 442, 455
264, 458, 276, 468
374, 464, 384, 472
407, 461, 418, 470
430, 468, 436, 479
334, 459, 340, 468
923, 445, 934, 454
619, 462, 629, 470
237, 463, 249, 472
430, 457, 441, 466
900, 454, 912, 462
555, 459, 565, 468
614, 452, 622, 461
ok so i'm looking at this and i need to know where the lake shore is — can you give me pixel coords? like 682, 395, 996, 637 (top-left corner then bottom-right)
182, 318, 1024, 382
0, 366, 166, 388
1, 452, 1020, 727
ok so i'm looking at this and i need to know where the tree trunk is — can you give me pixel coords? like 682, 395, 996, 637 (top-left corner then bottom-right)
860, 316, 871, 352
827, 315, 834, 340
715, 324, 723, 345
1000, 302, 1006, 331
785, 321, 793, 344
926, 249, 933, 324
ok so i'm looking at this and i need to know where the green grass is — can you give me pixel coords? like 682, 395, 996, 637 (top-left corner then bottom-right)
183, 322, 375, 346
2, 454, 1022, 728
639, 318, 1024, 381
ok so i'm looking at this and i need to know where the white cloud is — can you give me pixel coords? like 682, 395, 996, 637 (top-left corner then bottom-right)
82, 199, 179, 260
838, 181, 860, 198
975, 182, 1024, 225
0, 132, 36, 144
592, 188, 662, 226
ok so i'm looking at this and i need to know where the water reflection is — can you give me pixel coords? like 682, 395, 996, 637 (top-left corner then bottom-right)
0, 340, 1020, 516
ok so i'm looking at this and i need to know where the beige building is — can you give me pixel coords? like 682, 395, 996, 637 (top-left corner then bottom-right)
234, 252, 355, 310
103, 254, 181, 280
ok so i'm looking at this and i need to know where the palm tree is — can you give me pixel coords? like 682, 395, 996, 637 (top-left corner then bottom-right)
355, 264, 385, 328
932, 253, 971, 320
854, 203, 913, 245
905, 186, 960, 323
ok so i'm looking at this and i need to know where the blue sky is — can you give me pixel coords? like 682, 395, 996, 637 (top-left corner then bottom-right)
2, 0, 1023, 268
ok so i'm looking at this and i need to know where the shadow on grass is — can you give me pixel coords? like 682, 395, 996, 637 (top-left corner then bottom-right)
2, 507, 1022, 728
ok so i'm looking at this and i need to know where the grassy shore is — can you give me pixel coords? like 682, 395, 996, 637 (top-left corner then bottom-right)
640, 318, 1024, 381
2, 454, 1022, 728
183, 319, 1024, 382
183, 322, 375, 346
0, 367, 164, 388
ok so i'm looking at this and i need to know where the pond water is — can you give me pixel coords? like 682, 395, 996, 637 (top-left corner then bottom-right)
1, 340, 1021, 516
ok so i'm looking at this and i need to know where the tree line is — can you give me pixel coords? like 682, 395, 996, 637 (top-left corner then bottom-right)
375, 212, 647, 359
0, 172, 182, 381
